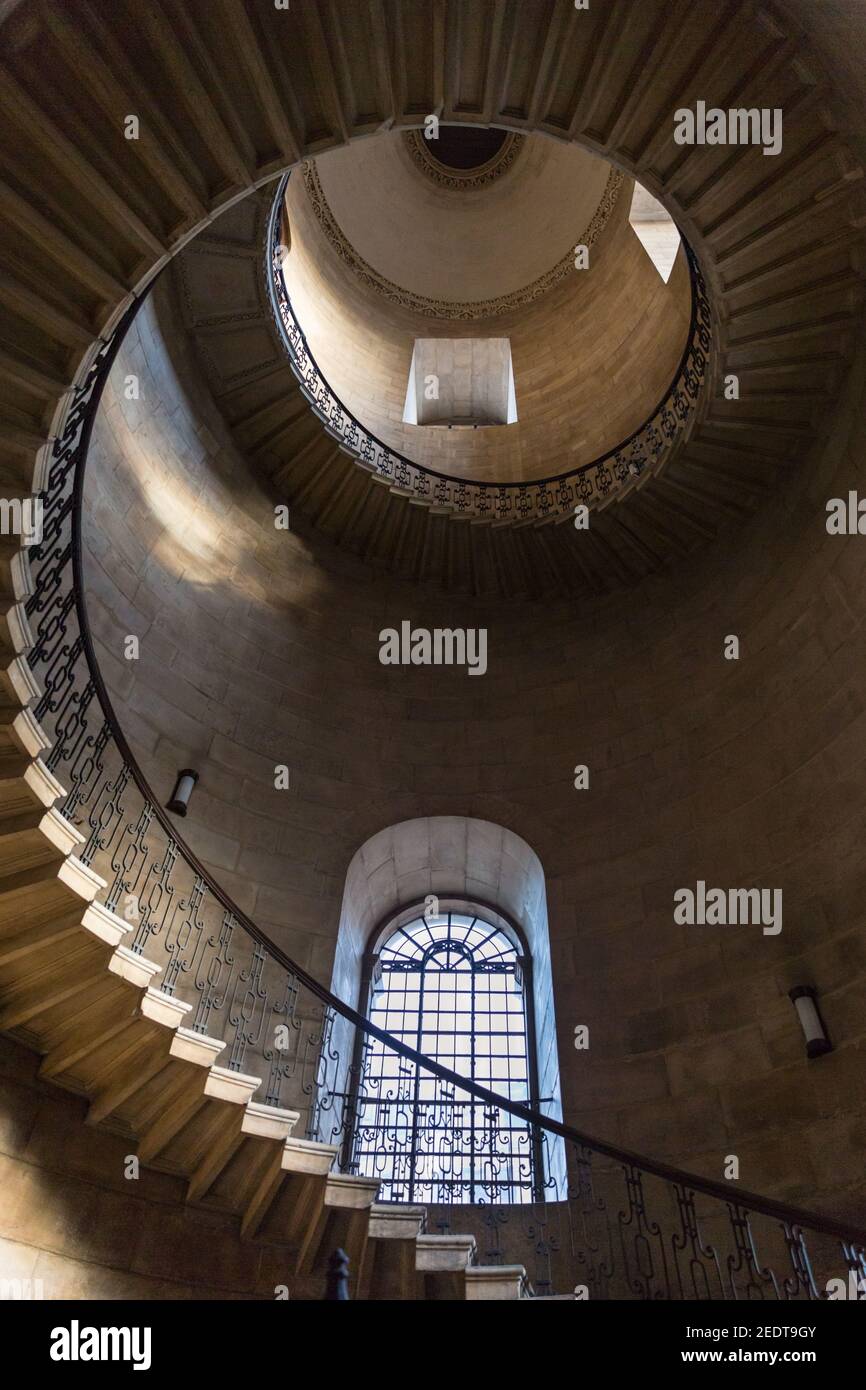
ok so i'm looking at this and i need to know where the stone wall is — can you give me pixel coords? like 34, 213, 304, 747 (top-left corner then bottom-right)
81, 273, 866, 1222
0, 1035, 316, 1299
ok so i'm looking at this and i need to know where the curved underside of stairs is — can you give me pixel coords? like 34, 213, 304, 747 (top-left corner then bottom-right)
2, 0, 866, 1300
2, 0, 864, 600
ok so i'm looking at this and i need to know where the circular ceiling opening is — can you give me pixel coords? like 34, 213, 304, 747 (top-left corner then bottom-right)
427, 124, 510, 170
404, 126, 524, 190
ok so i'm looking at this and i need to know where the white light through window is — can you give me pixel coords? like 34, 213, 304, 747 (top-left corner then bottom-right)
629, 184, 682, 283
350, 911, 536, 1204
403, 338, 517, 426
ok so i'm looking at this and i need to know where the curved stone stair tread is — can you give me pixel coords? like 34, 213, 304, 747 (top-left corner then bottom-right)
464, 1266, 527, 1300
367, 1204, 528, 1299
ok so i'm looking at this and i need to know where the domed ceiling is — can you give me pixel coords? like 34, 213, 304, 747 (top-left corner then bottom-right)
153, 2, 856, 605
310, 126, 614, 305
281, 128, 693, 486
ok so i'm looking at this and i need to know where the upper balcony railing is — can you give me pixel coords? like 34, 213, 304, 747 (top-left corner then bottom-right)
19, 201, 866, 1300
267, 173, 713, 525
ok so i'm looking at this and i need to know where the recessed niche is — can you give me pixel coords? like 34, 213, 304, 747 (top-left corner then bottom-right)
403, 337, 518, 427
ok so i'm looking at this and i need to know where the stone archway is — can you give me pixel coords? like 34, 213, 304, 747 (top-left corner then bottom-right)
328, 815, 566, 1190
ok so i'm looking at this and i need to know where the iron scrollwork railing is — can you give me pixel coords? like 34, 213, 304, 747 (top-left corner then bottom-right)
266, 173, 713, 525
19, 234, 866, 1301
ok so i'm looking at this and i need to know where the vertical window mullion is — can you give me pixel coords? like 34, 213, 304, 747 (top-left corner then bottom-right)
470, 962, 477, 1204
409, 960, 427, 1204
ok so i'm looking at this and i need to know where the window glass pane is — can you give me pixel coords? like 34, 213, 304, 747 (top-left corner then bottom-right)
356, 911, 534, 1202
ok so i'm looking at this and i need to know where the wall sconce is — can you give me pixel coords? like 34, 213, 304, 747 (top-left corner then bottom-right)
167, 768, 198, 817
789, 985, 832, 1059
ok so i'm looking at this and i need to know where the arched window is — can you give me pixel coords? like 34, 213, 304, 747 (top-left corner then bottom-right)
349, 907, 541, 1204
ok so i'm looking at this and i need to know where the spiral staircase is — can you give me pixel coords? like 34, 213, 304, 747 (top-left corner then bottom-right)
2, 0, 866, 1301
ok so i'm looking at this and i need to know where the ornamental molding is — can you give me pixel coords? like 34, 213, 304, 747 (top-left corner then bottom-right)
299, 159, 624, 322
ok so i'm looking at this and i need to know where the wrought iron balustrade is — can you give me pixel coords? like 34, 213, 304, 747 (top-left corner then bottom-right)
335, 1090, 539, 1207
266, 173, 713, 525
17, 213, 866, 1300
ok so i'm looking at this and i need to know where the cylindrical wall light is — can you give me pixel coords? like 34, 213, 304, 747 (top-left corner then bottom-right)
789, 985, 832, 1059
167, 768, 198, 817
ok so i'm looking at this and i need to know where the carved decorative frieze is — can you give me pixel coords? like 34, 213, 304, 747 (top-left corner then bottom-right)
300, 159, 624, 322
